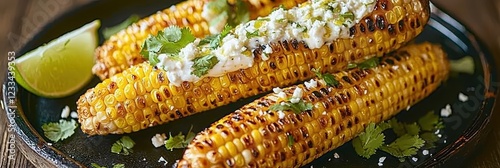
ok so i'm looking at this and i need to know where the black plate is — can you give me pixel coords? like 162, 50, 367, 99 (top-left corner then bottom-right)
2, 1, 498, 167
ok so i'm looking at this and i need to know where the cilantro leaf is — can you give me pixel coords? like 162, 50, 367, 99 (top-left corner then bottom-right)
340, 12, 355, 20
312, 68, 339, 87
111, 136, 135, 155
418, 111, 444, 131
347, 63, 357, 69
229, 0, 250, 27
91, 163, 106, 168
103, 14, 140, 39
380, 134, 425, 161
113, 164, 125, 168
141, 26, 195, 65
165, 126, 196, 151
269, 100, 313, 114
41, 119, 77, 142
420, 132, 440, 149
388, 118, 420, 136
357, 57, 380, 69
246, 30, 259, 38
352, 123, 389, 158
287, 135, 295, 147
206, 0, 249, 29
191, 54, 219, 77
90, 163, 124, 168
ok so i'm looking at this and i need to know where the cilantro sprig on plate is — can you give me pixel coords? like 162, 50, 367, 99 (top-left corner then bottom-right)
111, 136, 135, 155
41, 119, 78, 142
165, 126, 196, 151
352, 111, 444, 161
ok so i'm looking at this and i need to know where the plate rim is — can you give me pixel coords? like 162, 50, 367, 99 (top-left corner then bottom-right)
2, 1, 498, 168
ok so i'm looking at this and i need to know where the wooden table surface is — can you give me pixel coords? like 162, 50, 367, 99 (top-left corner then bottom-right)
1, 0, 499, 167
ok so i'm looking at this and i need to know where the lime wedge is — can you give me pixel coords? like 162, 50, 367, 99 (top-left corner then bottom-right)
12, 20, 100, 98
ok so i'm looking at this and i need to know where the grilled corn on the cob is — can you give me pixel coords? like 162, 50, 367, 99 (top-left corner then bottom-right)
178, 43, 450, 167
77, 0, 431, 135
92, 0, 308, 80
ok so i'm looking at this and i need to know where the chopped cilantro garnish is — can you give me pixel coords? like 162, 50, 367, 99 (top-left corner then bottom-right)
103, 14, 140, 39
90, 163, 125, 168
269, 100, 313, 114
41, 119, 78, 142
246, 30, 259, 38
287, 134, 295, 147
111, 136, 135, 155
112, 164, 125, 168
200, 25, 233, 49
380, 134, 425, 161
191, 54, 219, 77
140, 26, 195, 65
353, 111, 445, 161
352, 122, 389, 158
347, 57, 380, 69
340, 12, 355, 20
358, 57, 380, 69
418, 111, 444, 131
388, 118, 420, 136
91, 163, 106, 168
165, 126, 196, 151
206, 0, 249, 28
312, 68, 339, 87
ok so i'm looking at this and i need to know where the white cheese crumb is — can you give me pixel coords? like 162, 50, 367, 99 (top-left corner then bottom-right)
47, 143, 52, 146
290, 97, 300, 103
406, 105, 411, 111
422, 150, 429, 156
304, 79, 318, 90
70, 111, 78, 119
378, 162, 384, 167
61, 106, 70, 118
143, 158, 147, 161
273, 87, 283, 93
322, 111, 327, 115
378, 157, 386, 163
261, 53, 270, 61
458, 92, 469, 102
151, 133, 167, 148
158, 156, 168, 166
412, 157, 418, 162
437, 134, 442, 138
333, 153, 340, 159
277, 92, 287, 99
440, 104, 452, 117
278, 111, 285, 119
290, 87, 304, 103
263, 45, 273, 54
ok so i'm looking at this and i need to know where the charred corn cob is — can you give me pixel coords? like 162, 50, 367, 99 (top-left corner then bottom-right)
177, 43, 450, 167
92, 0, 308, 80
77, 0, 431, 135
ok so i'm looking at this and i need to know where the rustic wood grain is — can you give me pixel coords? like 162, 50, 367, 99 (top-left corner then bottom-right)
0, 0, 499, 167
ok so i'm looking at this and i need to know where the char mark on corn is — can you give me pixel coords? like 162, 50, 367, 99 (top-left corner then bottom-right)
78, 0, 431, 135
177, 42, 449, 168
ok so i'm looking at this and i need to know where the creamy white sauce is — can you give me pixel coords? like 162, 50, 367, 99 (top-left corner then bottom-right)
158, 0, 376, 86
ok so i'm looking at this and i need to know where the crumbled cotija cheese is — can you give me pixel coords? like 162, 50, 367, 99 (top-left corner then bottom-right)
151, 133, 167, 148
